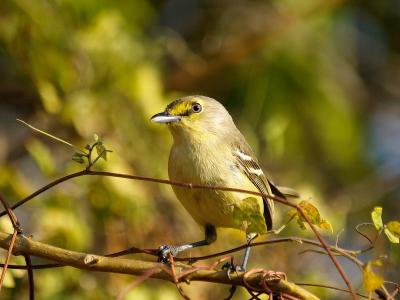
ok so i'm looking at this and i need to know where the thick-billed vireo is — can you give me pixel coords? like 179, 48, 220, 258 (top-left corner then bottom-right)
151, 96, 292, 269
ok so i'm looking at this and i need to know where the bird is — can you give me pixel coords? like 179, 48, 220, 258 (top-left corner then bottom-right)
151, 95, 293, 269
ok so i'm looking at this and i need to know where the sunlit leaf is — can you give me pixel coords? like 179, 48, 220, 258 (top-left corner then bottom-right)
319, 219, 333, 233
371, 206, 383, 231
233, 197, 267, 234
287, 208, 297, 219
370, 258, 383, 267
386, 221, 400, 237
95, 142, 107, 161
384, 227, 399, 243
288, 200, 333, 233
363, 263, 384, 292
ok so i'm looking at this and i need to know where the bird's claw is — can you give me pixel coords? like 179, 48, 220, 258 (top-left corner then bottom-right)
222, 262, 245, 280
157, 245, 178, 263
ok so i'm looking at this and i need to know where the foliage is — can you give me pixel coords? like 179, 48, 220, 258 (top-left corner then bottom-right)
233, 197, 268, 234
372, 206, 400, 244
287, 200, 333, 233
363, 260, 384, 293
0, 0, 399, 299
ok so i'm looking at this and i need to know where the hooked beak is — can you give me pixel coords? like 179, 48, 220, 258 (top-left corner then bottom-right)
150, 111, 182, 124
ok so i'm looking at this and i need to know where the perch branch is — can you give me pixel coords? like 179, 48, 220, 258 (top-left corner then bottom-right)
0, 169, 355, 298
0, 232, 320, 300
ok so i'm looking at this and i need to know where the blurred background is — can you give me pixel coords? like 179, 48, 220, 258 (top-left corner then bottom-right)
0, 0, 399, 299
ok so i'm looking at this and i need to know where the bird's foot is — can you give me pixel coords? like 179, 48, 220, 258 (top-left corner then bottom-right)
222, 262, 242, 300
222, 262, 245, 280
157, 245, 179, 263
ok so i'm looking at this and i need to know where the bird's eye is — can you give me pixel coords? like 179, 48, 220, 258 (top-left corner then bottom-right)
192, 103, 202, 113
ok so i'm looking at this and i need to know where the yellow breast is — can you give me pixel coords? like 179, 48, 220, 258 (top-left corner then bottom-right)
168, 132, 265, 231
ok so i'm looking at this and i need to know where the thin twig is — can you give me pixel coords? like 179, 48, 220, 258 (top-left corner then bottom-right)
0, 229, 17, 292
16, 119, 83, 153
0, 263, 63, 270
0, 195, 22, 232
175, 237, 363, 268
296, 283, 374, 299
24, 255, 34, 300
0, 169, 355, 297
0, 170, 87, 216
115, 268, 160, 300
0, 194, 23, 292
168, 253, 190, 300
355, 223, 378, 254
0, 232, 321, 300
293, 207, 356, 299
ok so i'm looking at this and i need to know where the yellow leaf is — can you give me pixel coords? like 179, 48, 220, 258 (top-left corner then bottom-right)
384, 227, 399, 244
289, 200, 333, 233
371, 207, 383, 231
287, 208, 298, 219
385, 221, 400, 244
299, 201, 320, 224
320, 219, 333, 233
370, 259, 383, 267
386, 221, 400, 236
363, 263, 384, 292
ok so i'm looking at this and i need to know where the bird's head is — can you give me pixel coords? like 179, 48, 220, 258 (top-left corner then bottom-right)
151, 96, 235, 138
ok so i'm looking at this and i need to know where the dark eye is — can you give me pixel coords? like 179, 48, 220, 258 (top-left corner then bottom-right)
192, 103, 202, 113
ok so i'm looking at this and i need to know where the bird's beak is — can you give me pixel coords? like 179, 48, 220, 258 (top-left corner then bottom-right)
150, 111, 182, 124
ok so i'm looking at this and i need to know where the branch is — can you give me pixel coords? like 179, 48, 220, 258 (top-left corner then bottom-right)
0, 232, 320, 300
0, 169, 356, 298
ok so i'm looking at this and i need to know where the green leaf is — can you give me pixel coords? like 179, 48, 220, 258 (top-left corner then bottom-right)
288, 200, 333, 233
93, 133, 100, 142
72, 152, 85, 164
363, 263, 384, 292
371, 207, 383, 231
384, 227, 399, 243
95, 142, 107, 161
287, 208, 297, 219
233, 197, 267, 234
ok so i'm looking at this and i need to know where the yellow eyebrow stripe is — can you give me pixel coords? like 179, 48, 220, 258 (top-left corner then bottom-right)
167, 100, 193, 116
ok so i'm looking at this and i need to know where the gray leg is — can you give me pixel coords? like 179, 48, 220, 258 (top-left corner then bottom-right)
158, 225, 216, 262
241, 233, 257, 271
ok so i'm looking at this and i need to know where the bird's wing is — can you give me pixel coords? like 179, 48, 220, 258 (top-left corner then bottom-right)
232, 142, 284, 231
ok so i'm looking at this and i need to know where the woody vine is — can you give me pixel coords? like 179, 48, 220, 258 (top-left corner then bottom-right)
0, 122, 399, 300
